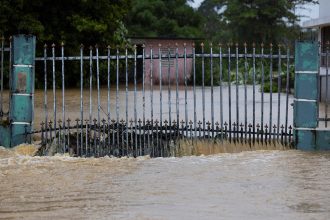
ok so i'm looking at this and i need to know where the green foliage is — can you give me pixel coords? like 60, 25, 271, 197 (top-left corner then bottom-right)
126, 0, 203, 38
199, 0, 318, 44
193, 45, 295, 93
0, 0, 314, 90
0, 0, 131, 48
0, 0, 132, 88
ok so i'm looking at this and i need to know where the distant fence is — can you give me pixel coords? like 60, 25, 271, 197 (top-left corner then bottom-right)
0, 37, 296, 156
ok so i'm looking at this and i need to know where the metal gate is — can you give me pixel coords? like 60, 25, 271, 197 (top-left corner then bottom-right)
1, 36, 295, 156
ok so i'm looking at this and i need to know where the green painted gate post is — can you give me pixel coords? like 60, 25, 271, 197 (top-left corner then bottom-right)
0, 35, 36, 148
294, 41, 319, 150
10, 35, 36, 147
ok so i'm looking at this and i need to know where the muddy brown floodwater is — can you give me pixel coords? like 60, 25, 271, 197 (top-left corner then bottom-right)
0, 147, 330, 220
1, 87, 330, 219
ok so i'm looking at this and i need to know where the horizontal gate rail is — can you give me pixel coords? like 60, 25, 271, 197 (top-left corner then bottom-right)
35, 54, 294, 61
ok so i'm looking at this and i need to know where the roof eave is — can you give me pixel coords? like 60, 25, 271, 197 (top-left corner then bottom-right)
303, 17, 330, 28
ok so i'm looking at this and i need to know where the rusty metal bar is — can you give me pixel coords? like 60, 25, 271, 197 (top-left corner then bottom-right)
201, 43, 206, 133
80, 45, 84, 155
228, 44, 232, 142
193, 44, 197, 138
96, 45, 101, 156
134, 45, 138, 155
43, 44, 48, 144
219, 44, 224, 142
116, 47, 120, 150
184, 43, 188, 137
210, 43, 214, 138
235, 43, 239, 140
142, 45, 146, 154
61, 42, 66, 152
252, 44, 256, 143
261, 43, 265, 143
277, 44, 282, 140
107, 45, 111, 152
158, 45, 163, 150
175, 44, 179, 136
150, 46, 154, 150
269, 44, 273, 143
285, 47, 290, 144
125, 46, 129, 154
244, 43, 248, 140
52, 44, 57, 146
167, 46, 172, 142
89, 46, 93, 151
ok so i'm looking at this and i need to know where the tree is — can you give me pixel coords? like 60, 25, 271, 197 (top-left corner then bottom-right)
0, 0, 131, 88
0, 0, 131, 48
199, 0, 318, 43
198, 0, 230, 41
126, 0, 203, 38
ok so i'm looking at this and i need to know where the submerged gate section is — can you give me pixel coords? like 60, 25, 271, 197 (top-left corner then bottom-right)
31, 41, 295, 157
0, 35, 36, 147
2, 36, 330, 154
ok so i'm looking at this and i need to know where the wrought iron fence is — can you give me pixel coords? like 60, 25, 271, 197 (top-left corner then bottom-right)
26, 42, 295, 157
0, 37, 296, 155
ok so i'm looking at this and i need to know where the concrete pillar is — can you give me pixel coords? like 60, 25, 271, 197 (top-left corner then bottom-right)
294, 41, 319, 150
0, 35, 36, 147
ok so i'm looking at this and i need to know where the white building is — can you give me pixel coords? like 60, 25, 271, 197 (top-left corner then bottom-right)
303, 0, 330, 101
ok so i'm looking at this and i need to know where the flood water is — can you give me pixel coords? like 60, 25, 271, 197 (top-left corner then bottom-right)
1, 147, 330, 220
1, 87, 330, 219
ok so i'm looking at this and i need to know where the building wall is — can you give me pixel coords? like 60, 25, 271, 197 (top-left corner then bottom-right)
319, 0, 330, 19
141, 39, 194, 85
306, 0, 330, 101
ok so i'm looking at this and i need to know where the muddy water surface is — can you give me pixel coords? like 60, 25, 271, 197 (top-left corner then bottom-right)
1, 86, 330, 219
1, 147, 330, 220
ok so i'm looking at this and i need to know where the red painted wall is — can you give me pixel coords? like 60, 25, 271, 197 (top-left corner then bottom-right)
134, 39, 194, 85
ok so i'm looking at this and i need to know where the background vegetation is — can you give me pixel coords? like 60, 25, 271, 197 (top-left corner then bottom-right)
0, 0, 317, 88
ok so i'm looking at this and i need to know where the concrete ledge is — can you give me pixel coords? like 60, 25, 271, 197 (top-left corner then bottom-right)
316, 130, 330, 150
294, 129, 316, 150
11, 124, 31, 147
0, 125, 11, 147
295, 129, 330, 151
